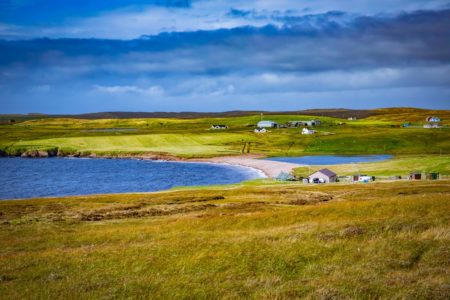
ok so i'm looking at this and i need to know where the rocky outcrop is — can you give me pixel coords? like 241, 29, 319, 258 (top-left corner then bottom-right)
47, 149, 58, 157
20, 150, 50, 158
14, 149, 183, 161
57, 148, 77, 157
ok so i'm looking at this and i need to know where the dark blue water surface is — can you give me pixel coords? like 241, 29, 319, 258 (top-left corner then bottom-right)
266, 155, 393, 165
0, 158, 264, 200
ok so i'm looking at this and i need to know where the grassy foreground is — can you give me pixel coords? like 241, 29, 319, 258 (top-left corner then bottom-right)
1, 180, 449, 299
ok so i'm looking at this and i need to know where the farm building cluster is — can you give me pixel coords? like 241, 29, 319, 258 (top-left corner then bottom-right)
256, 120, 321, 128
300, 170, 376, 184
402, 116, 443, 129
253, 119, 321, 134
424, 116, 441, 128
211, 115, 444, 132
210, 117, 325, 133
280, 169, 442, 184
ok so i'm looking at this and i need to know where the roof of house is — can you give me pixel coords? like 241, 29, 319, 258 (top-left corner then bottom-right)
309, 168, 337, 178
258, 120, 277, 125
426, 116, 441, 122
289, 120, 314, 122
302, 128, 315, 133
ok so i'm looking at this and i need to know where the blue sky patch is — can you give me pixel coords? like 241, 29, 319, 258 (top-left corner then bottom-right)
0, 0, 449, 113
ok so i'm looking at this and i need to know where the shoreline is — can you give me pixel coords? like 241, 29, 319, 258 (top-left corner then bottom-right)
2, 151, 302, 178
0, 155, 269, 201
2, 151, 403, 179
191, 154, 304, 178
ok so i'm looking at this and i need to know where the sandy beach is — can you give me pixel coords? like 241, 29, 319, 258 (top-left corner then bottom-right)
194, 154, 304, 178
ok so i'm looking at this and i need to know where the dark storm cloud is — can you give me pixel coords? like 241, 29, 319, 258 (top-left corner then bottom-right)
1, 9, 449, 77
0, 8, 449, 113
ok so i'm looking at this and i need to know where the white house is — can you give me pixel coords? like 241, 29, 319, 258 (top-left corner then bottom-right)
288, 120, 321, 127
257, 120, 279, 128
308, 169, 337, 183
358, 176, 373, 183
301, 128, 316, 135
211, 125, 228, 130
254, 127, 267, 133
353, 175, 373, 183
423, 124, 440, 129
426, 116, 441, 123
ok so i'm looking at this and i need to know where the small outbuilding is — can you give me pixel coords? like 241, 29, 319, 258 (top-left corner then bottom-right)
257, 120, 279, 128
301, 128, 316, 135
352, 175, 374, 183
359, 175, 373, 183
211, 125, 228, 130
426, 173, 439, 180
254, 127, 267, 133
276, 172, 295, 181
308, 168, 337, 183
409, 172, 422, 180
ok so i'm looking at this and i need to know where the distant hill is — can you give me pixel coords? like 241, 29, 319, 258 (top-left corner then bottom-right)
367, 107, 450, 124
1, 107, 448, 123
0, 109, 377, 122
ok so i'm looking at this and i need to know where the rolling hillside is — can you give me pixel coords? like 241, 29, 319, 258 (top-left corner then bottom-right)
1, 109, 449, 158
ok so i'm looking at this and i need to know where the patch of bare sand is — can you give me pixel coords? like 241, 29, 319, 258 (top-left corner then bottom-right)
193, 154, 304, 178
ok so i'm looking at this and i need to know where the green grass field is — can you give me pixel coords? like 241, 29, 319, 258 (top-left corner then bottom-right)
11, 133, 246, 156
1, 108, 449, 158
294, 155, 450, 177
0, 180, 449, 299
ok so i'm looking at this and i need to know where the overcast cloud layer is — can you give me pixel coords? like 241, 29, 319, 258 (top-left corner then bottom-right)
0, 0, 449, 113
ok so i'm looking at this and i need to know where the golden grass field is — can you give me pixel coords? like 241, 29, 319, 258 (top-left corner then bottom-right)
0, 180, 449, 299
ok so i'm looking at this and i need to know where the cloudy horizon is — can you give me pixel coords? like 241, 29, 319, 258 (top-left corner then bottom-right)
1, 0, 449, 113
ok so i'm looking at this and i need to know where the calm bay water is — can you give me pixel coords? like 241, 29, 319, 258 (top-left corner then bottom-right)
0, 158, 264, 200
266, 154, 393, 165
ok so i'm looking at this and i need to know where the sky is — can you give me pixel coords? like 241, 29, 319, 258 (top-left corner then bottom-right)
0, 0, 449, 113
